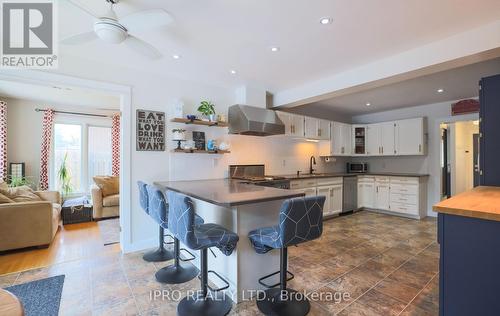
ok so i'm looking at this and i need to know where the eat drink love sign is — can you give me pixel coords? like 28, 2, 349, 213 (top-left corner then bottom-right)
136, 109, 165, 151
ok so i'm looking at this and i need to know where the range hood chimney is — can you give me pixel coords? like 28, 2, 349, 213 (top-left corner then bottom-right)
228, 104, 285, 136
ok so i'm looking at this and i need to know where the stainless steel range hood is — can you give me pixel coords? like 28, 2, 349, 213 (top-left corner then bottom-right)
228, 104, 285, 136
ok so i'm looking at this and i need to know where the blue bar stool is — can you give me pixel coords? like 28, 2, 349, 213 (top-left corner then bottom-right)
155, 190, 205, 284
248, 196, 325, 316
137, 181, 174, 262
167, 191, 239, 316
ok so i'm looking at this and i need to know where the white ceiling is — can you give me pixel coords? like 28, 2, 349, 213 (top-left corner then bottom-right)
296, 58, 500, 116
0, 80, 120, 110
59, 0, 500, 91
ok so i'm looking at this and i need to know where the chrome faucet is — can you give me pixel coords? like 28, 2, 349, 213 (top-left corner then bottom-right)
309, 156, 316, 175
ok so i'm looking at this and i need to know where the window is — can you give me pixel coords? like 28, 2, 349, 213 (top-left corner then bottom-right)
54, 124, 82, 193
52, 123, 113, 194
88, 126, 112, 190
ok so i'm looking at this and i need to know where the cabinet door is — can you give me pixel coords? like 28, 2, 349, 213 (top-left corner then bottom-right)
331, 122, 343, 155
304, 117, 318, 139
380, 122, 395, 156
363, 183, 375, 208
342, 123, 352, 155
331, 184, 343, 214
290, 114, 305, 137
357, 183, 364, 208
318, 119, 331, 140
317, 186, 332, 215
353, 125, 367, 155
375, 183, 390, 210
396, 118, 424, 155
276, 111, 292, 136
366, 124, 381, 156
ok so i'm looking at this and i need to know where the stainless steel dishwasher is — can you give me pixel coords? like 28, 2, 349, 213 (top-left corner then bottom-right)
342, 176, 358, 214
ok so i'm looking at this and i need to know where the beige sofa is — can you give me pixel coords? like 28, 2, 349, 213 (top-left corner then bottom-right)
0, 191, 61, 252
91, 185, 119, 219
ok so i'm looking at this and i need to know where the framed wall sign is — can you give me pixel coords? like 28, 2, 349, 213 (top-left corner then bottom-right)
136, 109, 165, 151
9, 163, 25, 178
193, 131, 206, 150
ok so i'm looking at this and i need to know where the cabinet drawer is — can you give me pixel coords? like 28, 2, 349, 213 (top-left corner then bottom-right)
390, 193, 417, 205
317, 177, 343, 186
390, 202, 418, 215
390, 183, 418, 195
290, 179, 317, 189
358, 176, 375, 184
390, 177, 419, 185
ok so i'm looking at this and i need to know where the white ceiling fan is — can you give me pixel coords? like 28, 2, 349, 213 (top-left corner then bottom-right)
62, 0, 173, 60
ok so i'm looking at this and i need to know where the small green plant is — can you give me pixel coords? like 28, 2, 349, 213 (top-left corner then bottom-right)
7, 175, 33, 188
197, 101, 216, 116
58, 153, 73, 197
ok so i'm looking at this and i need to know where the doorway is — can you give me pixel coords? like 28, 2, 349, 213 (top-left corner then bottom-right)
440, 120, 480, 198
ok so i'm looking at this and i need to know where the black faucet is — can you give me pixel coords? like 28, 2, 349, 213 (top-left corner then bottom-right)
309, 156, 316, 175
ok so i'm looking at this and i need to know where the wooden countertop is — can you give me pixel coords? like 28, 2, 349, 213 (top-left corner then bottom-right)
433, 186, 500, 221
155, 179, 304, 208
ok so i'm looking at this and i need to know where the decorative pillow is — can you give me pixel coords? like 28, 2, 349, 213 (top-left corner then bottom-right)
0, 192, 14, 204
0, 185, 42, 203
93, 176, 119, 197
0, 181, 8, 190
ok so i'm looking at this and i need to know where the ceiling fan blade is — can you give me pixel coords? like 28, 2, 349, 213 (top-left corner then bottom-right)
61, 31, 97, 45
66, 0, 99, 18
124, 36, 162, 60
119, 9, 173, 32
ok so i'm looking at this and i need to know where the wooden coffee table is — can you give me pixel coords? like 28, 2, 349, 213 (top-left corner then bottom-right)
0, 289, 23, 316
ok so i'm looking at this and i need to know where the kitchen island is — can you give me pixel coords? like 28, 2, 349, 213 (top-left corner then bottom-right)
154, 179, 304, 303
433, 186, 500, 316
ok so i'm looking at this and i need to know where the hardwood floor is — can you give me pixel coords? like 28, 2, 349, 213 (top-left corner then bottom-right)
0, 222, 120, 275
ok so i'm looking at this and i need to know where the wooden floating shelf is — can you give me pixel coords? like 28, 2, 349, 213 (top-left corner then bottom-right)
171, 118, 228, 127
173, 149, 231, 154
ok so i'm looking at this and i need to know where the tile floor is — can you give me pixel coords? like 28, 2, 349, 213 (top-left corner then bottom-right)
0, 211, 439, 315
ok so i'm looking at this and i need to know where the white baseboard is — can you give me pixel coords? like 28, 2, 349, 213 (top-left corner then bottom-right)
121, 237, 156, 254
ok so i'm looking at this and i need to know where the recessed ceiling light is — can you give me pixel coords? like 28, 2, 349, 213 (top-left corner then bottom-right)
271, 46, 280, 52
320, 17, 333, 25
366, 102, 371, 107
437, 88, 444, 93
172, 54, 181, 59
230, 70, 237, 75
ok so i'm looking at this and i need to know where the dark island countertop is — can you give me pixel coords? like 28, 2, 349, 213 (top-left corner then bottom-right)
275, 172, 429, 180
154, 179, 304, 208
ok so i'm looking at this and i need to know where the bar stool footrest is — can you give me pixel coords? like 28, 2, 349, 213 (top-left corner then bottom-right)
163, 233, 175, 245
198, 270, 230, 292
258, 270, 294, 289
179, 248, 196, 262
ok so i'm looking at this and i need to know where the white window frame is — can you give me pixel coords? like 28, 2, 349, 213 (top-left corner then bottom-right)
50, 116, 112, 197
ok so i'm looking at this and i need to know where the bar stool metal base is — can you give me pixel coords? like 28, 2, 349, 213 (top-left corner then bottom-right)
142, 248, 174, 262
177, 292, 232, 316
257, 288, 310, 316
155, 263, 199, 284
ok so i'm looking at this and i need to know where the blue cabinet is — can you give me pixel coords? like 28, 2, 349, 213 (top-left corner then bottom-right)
438, 213, 500, 316
479, 74, 500, 186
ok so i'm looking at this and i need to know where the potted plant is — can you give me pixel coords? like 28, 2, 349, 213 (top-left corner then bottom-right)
197, 101, 216, 121
58, 153, 73, 199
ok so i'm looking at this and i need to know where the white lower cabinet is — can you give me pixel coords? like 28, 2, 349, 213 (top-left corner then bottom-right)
357, 176, 375, 208
374, 177, 390, 210
290, 177, 343, 217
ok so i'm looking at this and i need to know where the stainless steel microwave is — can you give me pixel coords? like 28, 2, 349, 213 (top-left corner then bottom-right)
347, 162, 368, 173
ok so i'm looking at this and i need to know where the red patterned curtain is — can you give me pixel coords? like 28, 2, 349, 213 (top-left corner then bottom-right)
111, 113, 120, 176
39, 109, 54, 190
0, 101, 7, 181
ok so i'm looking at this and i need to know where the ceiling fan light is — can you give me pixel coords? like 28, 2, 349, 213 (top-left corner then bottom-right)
94, 22, 127, 44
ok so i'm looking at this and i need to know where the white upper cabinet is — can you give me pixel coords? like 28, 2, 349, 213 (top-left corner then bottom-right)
379, 122, 396, 156
276, 111, 305, 137
330, 122, 352, 156
304, 117, 330, 140
395, 118, 426, 155
366, 124, 381, 156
